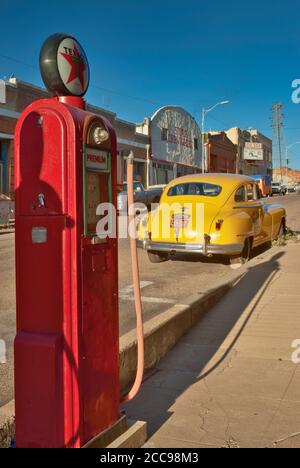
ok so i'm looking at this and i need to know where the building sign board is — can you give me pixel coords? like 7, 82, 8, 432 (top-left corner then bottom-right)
244, 143, 264, 161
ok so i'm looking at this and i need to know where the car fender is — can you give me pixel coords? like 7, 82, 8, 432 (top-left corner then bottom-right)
264, 204, 286, 238
209, 209, 254, 245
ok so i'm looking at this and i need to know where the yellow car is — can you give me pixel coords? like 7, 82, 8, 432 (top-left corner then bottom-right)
137, 174, 286, 265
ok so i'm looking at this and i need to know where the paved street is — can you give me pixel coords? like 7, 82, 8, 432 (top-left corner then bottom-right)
0, 194, 299, 408
269, 193, 300, 233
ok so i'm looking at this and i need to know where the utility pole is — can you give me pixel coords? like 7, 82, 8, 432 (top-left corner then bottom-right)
271, 103, 284, 183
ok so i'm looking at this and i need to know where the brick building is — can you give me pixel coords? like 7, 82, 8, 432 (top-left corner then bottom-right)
0, 78, 149, 198
205, 131, 237, 173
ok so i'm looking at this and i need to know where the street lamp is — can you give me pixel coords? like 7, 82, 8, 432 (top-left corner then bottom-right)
285, 141, 300, 182
201, 100, 230, 173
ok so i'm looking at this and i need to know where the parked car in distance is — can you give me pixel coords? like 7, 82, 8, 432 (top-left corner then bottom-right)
252, 175, 272, 197
117, 181, 163, 213
0, 193, 14, 226
138, 174, 286, 265
271, 182, 286, 195
286, 185, 296, 193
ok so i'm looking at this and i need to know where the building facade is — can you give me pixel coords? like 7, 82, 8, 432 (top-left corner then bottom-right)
205, 132, 237, 173
0, 78, 149, 197
137, 106, 202, 186
226, 127, 272, 176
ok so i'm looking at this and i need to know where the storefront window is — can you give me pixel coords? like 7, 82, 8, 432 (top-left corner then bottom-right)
152, 162, 174, 185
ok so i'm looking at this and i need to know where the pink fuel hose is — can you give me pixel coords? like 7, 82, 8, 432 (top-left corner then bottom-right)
122, 152, 145, 402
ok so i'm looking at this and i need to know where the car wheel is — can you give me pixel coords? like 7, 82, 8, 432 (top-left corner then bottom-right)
147, 251, 169, 263
229, 238, 251, 266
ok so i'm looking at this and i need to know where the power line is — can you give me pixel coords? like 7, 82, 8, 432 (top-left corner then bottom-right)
0, 52, 162, 107
91, 84, 160, 106
0, 53, 36, 71
202, 113, 232, 130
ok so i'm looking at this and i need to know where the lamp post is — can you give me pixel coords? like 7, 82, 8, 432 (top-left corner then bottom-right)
201, 100, 230, 174
285, 141, 300, 182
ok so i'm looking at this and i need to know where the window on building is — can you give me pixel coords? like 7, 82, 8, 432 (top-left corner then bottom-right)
194, 138, 198, 150
161, 128, 168, 141
152, 162, 174, 185
235, 186, 246, 203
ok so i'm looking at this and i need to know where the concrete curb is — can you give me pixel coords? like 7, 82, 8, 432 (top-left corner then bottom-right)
120, 265, 246, 391
0, 230, 15, 235
0, 263, 247, 446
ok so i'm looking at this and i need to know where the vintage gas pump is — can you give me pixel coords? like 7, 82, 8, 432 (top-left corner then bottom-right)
14, 34, 121, 448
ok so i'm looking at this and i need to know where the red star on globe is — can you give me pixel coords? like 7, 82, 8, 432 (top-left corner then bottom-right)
60, 42, 86, 90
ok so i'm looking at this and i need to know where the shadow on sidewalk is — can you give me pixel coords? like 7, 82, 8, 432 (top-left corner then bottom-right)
124, 250, 286, 437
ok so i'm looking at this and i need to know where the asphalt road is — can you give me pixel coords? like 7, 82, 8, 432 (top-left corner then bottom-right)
271, 192, 300, 233
0, 193, 299, 407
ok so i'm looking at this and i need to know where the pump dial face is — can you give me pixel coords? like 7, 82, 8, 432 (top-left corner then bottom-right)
40, 33, 90, 96
93, 127, 110, 145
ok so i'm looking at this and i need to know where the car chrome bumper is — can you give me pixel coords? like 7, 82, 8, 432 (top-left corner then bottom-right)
137, 239, 244, 256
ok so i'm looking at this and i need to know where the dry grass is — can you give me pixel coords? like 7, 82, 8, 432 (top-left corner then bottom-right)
273, 227, 300, 247
0, 417, 15, 448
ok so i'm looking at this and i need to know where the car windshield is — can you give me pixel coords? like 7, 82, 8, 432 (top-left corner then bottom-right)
167, 182, 222, 197
122, 182, 143, 192
272, 183, 280, 187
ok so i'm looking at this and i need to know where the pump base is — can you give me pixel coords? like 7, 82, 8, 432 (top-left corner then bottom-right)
82, 417, 147, 449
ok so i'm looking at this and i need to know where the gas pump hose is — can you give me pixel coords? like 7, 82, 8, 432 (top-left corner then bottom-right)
122, 152, 145, 402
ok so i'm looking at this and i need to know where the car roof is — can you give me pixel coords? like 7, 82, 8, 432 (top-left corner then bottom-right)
162, 173, 255, 202
167, 173, 254, 188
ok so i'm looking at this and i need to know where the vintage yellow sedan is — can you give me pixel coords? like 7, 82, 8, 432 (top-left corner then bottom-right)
137, 174, 286, 265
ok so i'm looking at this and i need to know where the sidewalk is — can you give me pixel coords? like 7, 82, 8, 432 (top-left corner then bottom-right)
125, 243, 300, 448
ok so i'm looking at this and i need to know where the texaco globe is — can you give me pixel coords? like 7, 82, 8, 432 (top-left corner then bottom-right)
40, 33, 90, 97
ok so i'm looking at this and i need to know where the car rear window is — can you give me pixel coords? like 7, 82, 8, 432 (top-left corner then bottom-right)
167, 182, 222, 197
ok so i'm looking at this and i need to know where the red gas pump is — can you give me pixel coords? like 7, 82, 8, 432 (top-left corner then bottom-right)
14, 34, 121, 448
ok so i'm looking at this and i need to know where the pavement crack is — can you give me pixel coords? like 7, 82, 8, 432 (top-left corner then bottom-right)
263, 365, 298, 437
271, 432, 300, 448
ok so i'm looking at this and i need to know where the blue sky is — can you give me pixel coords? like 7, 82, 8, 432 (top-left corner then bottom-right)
1, 0, 300, 167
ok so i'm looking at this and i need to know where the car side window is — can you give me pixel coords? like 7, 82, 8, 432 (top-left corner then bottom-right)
255, 184, 261, 200
247, 184, 255, 201
235, 186, 246, 203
